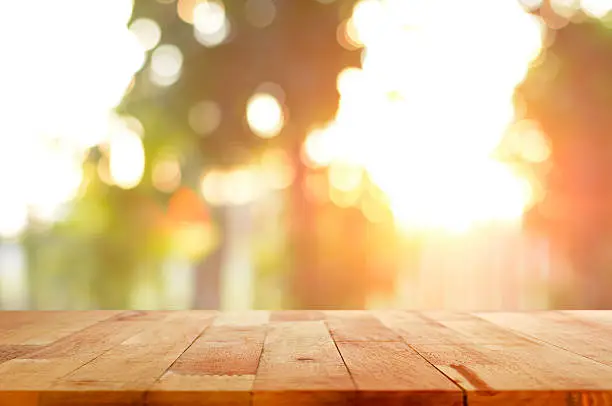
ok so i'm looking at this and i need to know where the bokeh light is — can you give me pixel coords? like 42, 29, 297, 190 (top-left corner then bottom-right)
194, 17, 231, 47
551, 0, 580, 18
200, 167, 263, 206
582, 0, 612, 17
177, 0, 199, 24
519, 0, 544, 11
109, 125, 146, 189
188, 100, 222, 136
129, 18, 162, 51
245, 0, 277, 28
246, 92, 285, 138
152, 154, 182, 193
200, 169, 225, 206
505, 119, 551, 163
150, 44, 183, 86
260, 148, 295, 190
337, 18, 362, 50
193, 0, 226, 34
328, 162, 363, 192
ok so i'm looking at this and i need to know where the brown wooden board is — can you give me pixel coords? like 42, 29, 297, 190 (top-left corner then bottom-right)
387, 312, 612, 405
147, 311, 268, 406
253, 320, 355, 406
0, 311, 610, 405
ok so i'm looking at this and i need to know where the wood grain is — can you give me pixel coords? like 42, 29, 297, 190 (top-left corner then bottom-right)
0, 311, 119, 346
0, 311, 213, 405
336, 340, 463, 405
477, 311, 612, 367
0, 311, 611, 405
326, 311, 402, 342
253, 320, 354, 405
54, 312, 213, 389
147, 311, 268, 406
0, 311, 155, 395
400, 312, 612, 405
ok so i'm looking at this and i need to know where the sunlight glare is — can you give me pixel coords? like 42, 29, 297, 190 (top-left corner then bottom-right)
0, 0, 143, 234
311, 0, 545, 232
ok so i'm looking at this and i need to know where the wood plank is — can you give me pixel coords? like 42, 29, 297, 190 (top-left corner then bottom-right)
52, 312, 214, 393
270, 311, 325, 322
0, 311, 156, 392
22, 311, 121, 346
375, 311, 530, 345
3, 310, 612, 406
424, 311, 533, 345
0, 312, 50, 330
375, 310, 470, 345
0, 311, 208, 406
563, 310, 612, 328
0, 346, 39, 364
476, 311, 612, 367
0, 312, 119, 345
336, 341, 462, 405
27, 311, 160, 362
148, 375, 253, 406
326, 311, 402, 342
200, 311, 268, 343
148, 312, 268, 406
253, 320, 354, 406
387, 312, 612, 405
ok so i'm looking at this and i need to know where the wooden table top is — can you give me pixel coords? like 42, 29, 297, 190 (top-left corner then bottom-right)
0, 310, 611, 405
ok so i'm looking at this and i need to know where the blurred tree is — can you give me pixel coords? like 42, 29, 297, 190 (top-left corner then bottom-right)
517, 12, 612, 308
124, 0, 362, 309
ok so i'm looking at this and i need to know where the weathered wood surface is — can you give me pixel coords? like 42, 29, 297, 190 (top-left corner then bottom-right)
0, 311, 611, 405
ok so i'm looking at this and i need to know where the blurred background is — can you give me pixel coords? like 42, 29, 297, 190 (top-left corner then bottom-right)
1, 0, 612, 310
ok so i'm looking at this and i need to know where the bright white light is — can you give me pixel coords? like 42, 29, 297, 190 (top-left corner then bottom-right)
0, 0, 143, 234
194, 18, 230, 47
109, 125, 146, 189
151, 44, 183, 77
194, 0, 226, 34
518, 0, 544, 11
246, 92, 285, 138
311, 0, 544, 232
0, 201, 27, 239
581, 0, 612, 17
